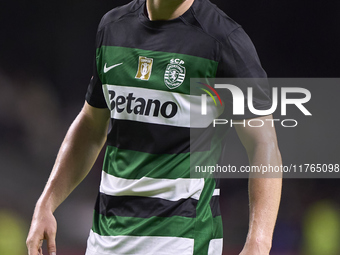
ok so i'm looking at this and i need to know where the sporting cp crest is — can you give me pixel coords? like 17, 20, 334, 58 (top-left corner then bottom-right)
164, 58, 186, 89
135, 56, 153, 81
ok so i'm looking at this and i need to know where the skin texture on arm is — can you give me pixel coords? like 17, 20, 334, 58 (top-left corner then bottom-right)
26, 102, 110, 255
234, 115, 282, 255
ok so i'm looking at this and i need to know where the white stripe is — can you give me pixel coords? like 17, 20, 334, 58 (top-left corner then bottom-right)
100, 171, 204, 201
86, 230, 194, 255
201, 94, 207, 115
102, 84, 224, 128
208, 238, 223, 255
212, 189, 220, 196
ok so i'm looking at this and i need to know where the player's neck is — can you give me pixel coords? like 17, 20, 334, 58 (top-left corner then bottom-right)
146, 0, 194, 21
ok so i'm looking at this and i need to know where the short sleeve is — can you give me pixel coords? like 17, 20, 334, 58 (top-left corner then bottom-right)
217, 27, 272, 119
85, 29, 108, 108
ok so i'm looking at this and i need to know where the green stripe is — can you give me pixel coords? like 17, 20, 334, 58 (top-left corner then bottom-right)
103, 145, 191, 179
96, 46, 218, 95
213, 216, 223, 239
92, 211, 195, 239
193, 178, 219, 254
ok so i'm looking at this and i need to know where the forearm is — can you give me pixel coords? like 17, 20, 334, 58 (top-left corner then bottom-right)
235, 115, 282, 254
245, 143, 282, 252
37, 104, 109, 212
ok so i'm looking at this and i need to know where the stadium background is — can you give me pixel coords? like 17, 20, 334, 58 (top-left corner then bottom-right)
0, 0, 340, 254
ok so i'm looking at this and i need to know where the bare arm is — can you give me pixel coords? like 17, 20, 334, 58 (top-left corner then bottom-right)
235, 115, 282, 255
26, 102, 110, 255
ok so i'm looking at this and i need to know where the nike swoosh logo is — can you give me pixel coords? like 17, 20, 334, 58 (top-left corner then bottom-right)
104, 62, 123, 73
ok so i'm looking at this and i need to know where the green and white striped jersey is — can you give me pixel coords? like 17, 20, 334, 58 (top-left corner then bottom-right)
85, 0, 270, 254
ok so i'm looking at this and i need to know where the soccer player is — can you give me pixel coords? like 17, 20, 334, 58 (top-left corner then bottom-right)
26, 0, 282, 255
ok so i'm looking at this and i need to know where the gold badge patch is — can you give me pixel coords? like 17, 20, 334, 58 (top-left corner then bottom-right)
135, 56, 153, 81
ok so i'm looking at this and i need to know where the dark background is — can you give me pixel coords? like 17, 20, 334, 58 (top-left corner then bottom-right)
0, 0, 339, 254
